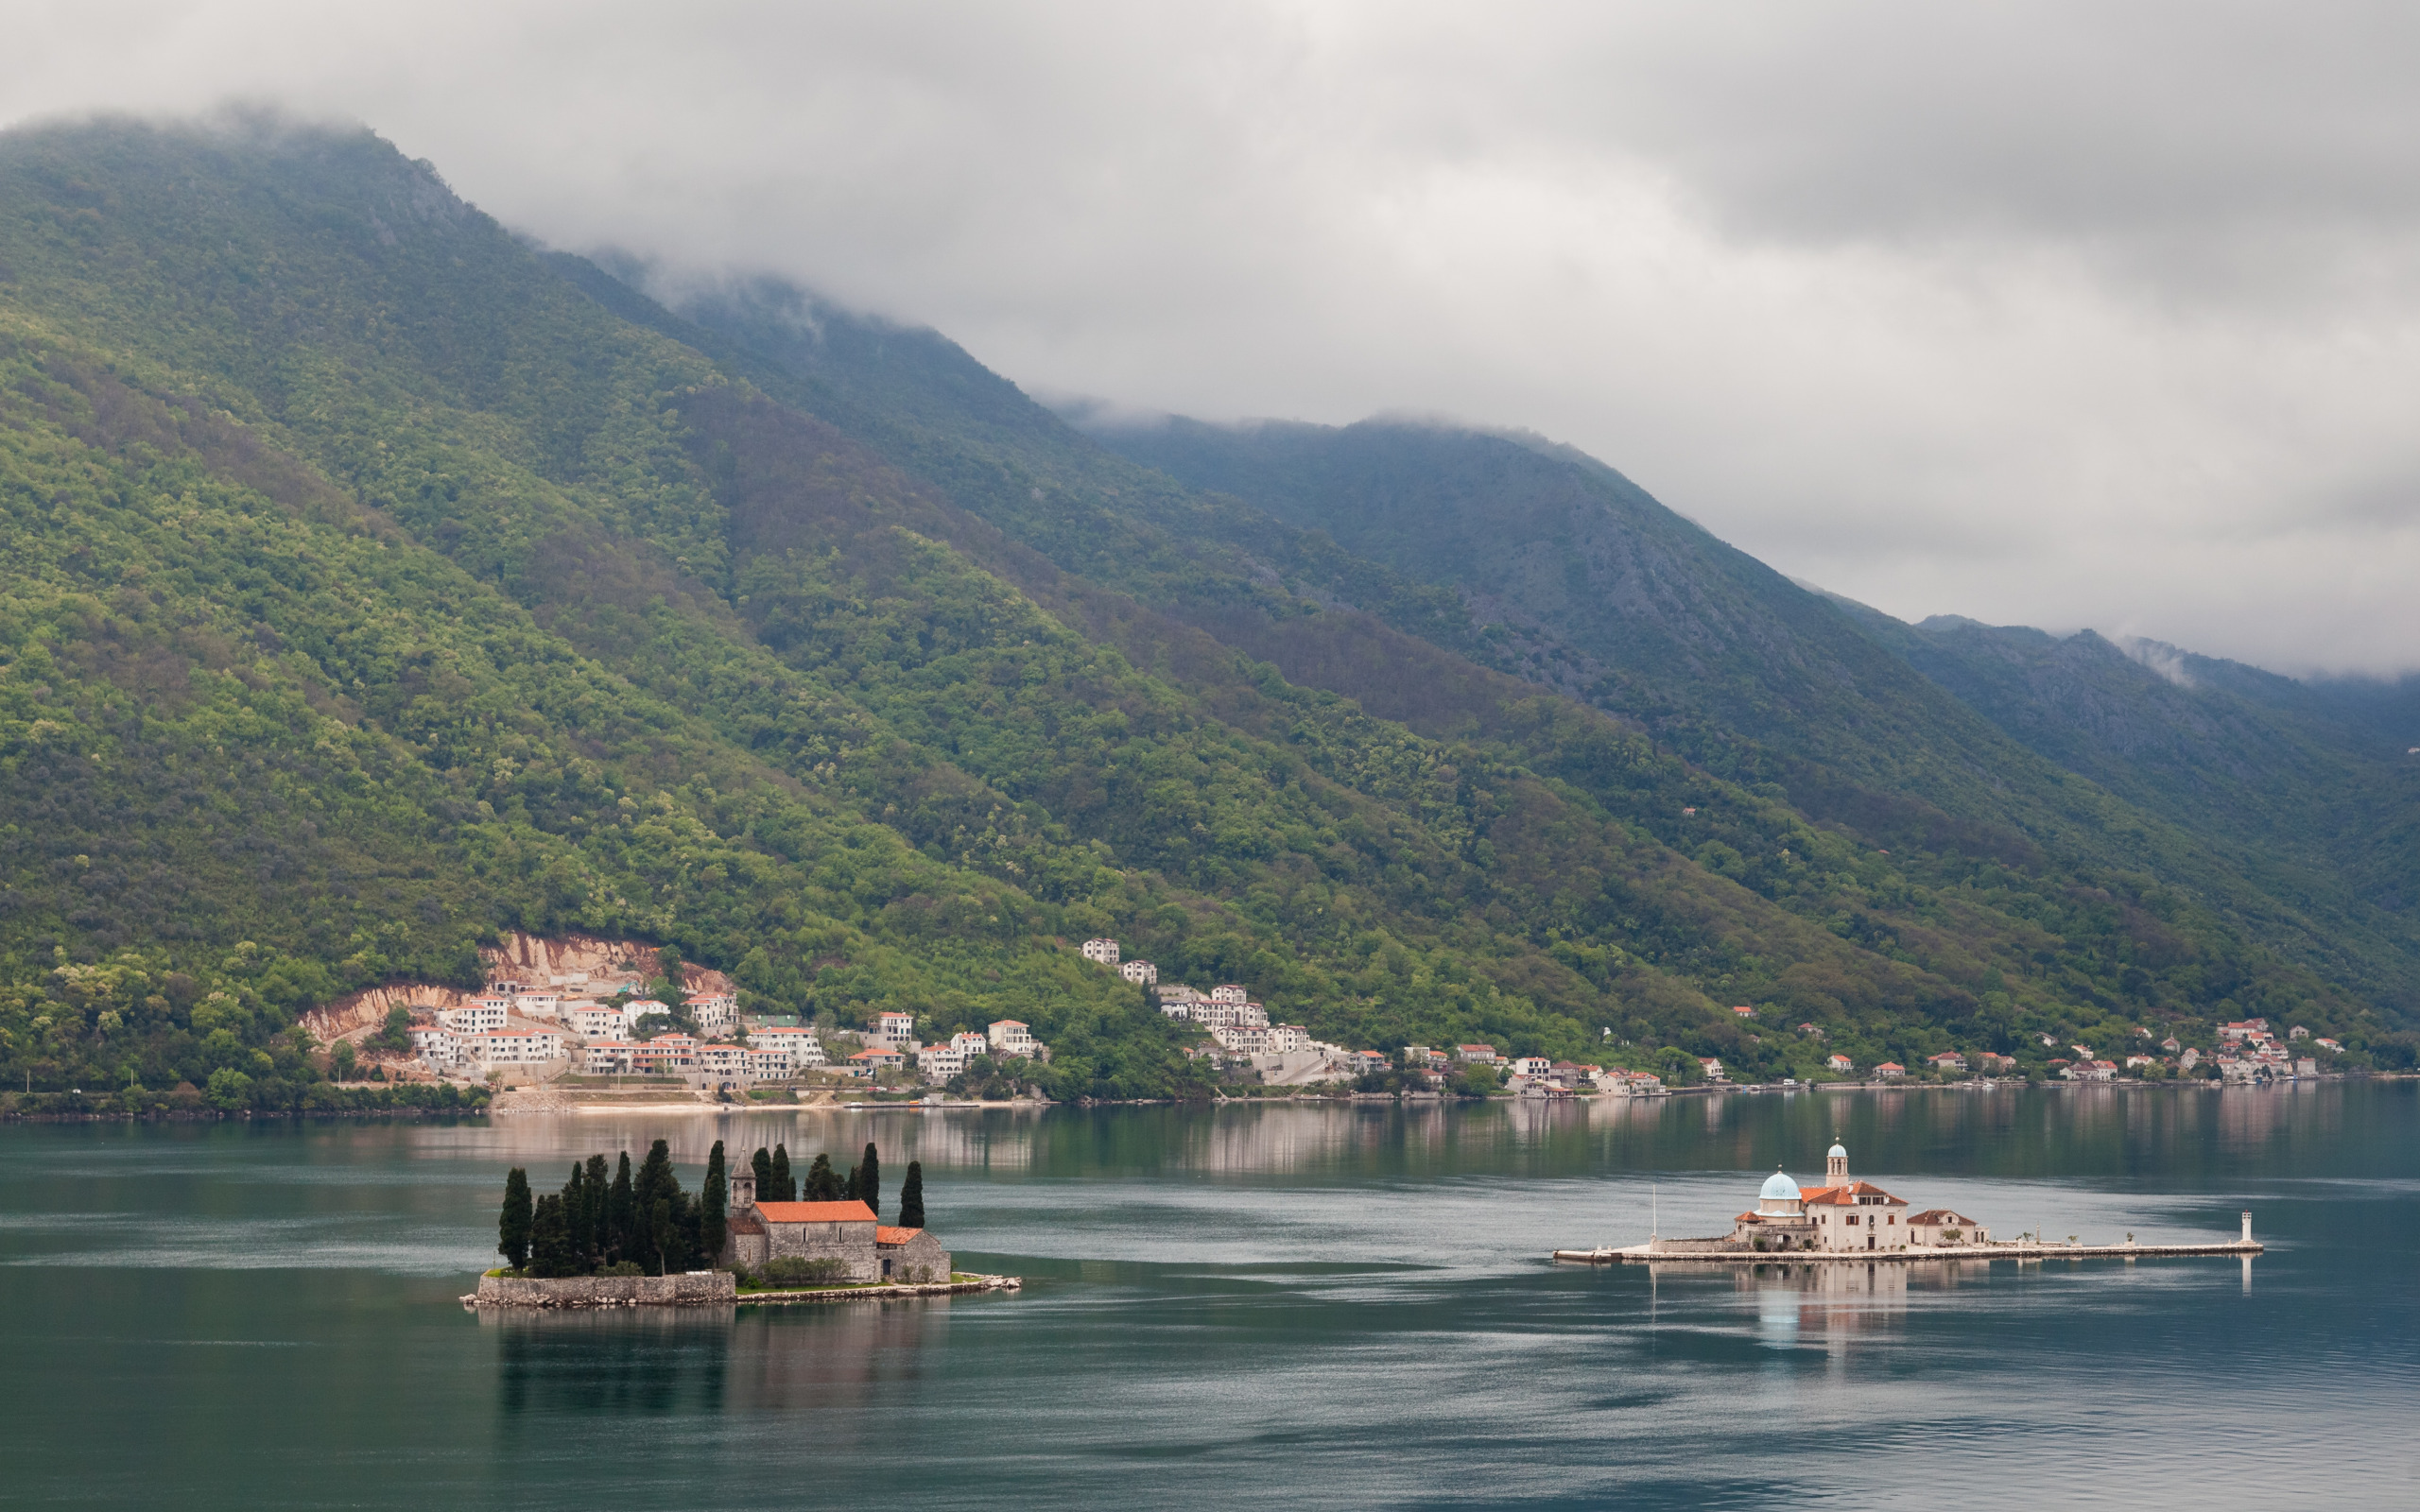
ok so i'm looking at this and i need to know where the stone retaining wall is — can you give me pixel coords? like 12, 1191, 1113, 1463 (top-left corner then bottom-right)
471, 1271, 735, 1308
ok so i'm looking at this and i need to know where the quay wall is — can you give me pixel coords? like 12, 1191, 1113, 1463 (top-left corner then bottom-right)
472, 1271, 735, 1308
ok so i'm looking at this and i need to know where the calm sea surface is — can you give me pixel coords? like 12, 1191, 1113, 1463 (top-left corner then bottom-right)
3, 1083, 2415, 1508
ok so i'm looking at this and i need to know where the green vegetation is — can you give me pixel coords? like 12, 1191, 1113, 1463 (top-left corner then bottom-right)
497, 1167, 531, 1271
0, 115, 2408, 1116
497, 1140, 711, 1278
897, 1160, 925, 1228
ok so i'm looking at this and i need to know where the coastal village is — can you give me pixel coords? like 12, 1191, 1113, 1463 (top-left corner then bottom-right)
315, 932, 2346, 1104
367, 934, 1687, 1100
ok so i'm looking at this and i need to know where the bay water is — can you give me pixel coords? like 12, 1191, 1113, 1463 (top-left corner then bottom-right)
3, 1082, 2414, 1507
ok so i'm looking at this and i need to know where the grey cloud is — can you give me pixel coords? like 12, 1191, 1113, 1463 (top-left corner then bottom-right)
3, 1, 2417, 672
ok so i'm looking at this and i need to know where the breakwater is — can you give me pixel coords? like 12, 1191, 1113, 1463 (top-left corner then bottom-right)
736, 1274, 1022, 1305
1551, 1237, 2263, 1265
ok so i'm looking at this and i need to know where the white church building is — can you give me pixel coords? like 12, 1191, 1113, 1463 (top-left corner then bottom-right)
1727, 1143, 1986, 1254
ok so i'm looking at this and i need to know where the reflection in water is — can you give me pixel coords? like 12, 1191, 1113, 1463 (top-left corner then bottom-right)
482, 1298, 953, 1436
488, 1305, 735, 1422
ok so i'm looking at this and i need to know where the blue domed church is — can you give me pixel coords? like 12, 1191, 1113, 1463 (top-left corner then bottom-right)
1728, 1143, 1958, 1253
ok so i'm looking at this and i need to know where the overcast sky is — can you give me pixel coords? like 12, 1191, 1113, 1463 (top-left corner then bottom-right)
9, 2, 2420, 675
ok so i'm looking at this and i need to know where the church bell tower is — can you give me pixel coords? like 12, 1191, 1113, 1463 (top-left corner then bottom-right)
1826, 1141, 1849, 1185
728, 1168, 756, 1212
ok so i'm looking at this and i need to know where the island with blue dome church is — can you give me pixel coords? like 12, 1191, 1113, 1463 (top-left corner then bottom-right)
1725, 1143, 1982, 1253
1552, 1141, 2264, 1265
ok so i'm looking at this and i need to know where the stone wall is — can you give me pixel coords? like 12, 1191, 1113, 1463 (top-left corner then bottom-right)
766, 1219, 879, 1282
473, 1271, 735, 1308
879, 1229, 952, 1283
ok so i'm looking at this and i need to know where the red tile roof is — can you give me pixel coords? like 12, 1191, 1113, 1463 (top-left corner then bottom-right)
1800, 1181, 1908, 1207
753, 1200, 876, 1224
874, 1226, 925, 1246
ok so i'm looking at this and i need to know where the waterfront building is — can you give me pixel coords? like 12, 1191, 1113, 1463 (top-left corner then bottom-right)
1725, 1144, 1933, 1253
1927, 1053, 1966, 1073
988, 1020, 1041, 1058
1874, 1061, 1906, 1079
873, 1011, 917, 1049
720, 1170, 952, 1281
1907, 1209, 1986, 1246
1455, 1043, 1500, 1064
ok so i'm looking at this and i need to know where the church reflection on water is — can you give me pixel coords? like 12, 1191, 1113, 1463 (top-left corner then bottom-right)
1646, 1257, 1988, 1347
482, 1297, 951, 1425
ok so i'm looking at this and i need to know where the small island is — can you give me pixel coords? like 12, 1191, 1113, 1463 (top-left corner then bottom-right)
1553, 1141, 2264, 1265
463, 1138, 1018, 1308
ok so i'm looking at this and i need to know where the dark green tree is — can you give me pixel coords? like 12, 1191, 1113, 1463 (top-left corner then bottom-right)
752, 1145, 774, 1197
702, 1140, 728, 1262
561, 1162, 590, 1269
897, 1160, 925, 1228
528, 1194, 573, 1278
332, 1040, 356, 1080
804, 1152, 837, 1201
648, 1197, 673, 1276
582, 1155, 611, 1267
842, 1162, 858, 1203
770, 1143, 794, 1201
857, 1143, 880, 1219
498, 1167, 532, 1271
609, 1151, 635, 1262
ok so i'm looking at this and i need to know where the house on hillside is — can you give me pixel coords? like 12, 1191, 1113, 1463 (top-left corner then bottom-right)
1455, 1044, 1500, 1064
988, 1020, 1040, 1058
1825, 1054, 1854, 1074
1927, 1053, 1965, 1074
1119, 959, 1158, 986
1080, 938, 1120, 966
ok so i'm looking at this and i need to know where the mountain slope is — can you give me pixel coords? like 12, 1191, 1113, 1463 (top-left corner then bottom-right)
0, 116, 2405, 1109
1079, 413, 2420, 1017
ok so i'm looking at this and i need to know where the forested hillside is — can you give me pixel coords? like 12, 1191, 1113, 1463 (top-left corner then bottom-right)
1084, 413, 2420, 1019
0, 116, 2408, 1110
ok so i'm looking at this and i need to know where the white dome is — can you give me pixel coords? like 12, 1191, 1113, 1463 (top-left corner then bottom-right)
1759, 1169, 1801, 1200
1827, 1143, 1847, 1160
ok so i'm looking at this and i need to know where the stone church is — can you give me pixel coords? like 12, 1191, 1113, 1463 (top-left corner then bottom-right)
720, 1169, 953, 1283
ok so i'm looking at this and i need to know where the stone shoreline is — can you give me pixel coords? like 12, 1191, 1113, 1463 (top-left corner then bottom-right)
459, 1270, 1022, 1309
735, 1274, 1022, 1305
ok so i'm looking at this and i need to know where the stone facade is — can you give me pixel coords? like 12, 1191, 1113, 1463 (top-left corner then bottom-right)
877, 1227, 952, 1283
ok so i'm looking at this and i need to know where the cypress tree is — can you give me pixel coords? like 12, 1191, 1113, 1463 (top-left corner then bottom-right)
770, 1143, 794, 1202
636, 1139, 677, 1214
804, 1152, 837, 1201
528, 1194, 572, 1278
649, 1197, 676, 1276
562, 1163, 590, 1270
583, 1155, 611, 1267
703, 1141, 728, 1263
752, 1145, 774, 1197
858, 1143, 880, 1220
610, 1151, 635, 1262
897, 1161, 925, 1228
842, 1163, 858, 1203
497, 1167, 532, 1271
